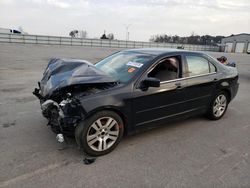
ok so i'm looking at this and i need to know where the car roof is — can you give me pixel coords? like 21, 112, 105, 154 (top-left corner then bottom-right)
124, 48, 204, 56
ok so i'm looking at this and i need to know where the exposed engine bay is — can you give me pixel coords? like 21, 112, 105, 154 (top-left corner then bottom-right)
33, 58, 118, 136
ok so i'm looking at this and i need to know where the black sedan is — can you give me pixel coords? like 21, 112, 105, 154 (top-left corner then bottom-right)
33, 48, 239, 156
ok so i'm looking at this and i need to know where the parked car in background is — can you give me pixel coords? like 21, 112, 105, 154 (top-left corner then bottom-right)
0, 27, 21, 34
33, 48, 239, 156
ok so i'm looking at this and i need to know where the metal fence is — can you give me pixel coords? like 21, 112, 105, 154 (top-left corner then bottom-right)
0, 33, 219, 52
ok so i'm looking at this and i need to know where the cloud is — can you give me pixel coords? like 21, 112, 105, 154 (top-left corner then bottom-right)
46, 0, 70, 8
24, 0, 75, 8
0, 0, 249, 41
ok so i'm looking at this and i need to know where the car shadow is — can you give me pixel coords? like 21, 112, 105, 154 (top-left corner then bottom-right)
61, 114, 206, 158
122, 115, 206, 141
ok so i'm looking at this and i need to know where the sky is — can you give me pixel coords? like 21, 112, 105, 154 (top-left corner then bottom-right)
0, 0, 250, 41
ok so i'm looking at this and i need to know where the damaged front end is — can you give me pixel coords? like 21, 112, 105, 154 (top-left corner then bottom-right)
33, 58, 118, 137
34, 89, 84, 136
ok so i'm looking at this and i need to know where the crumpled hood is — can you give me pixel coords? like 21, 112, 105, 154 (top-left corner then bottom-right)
40, 58, 117, 97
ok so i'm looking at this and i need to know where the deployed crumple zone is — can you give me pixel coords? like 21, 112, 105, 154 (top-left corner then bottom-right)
33, 58, 119, 136
37, 58, 118, 99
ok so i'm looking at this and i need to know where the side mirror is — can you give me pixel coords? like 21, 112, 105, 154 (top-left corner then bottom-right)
140, 77, 160, 91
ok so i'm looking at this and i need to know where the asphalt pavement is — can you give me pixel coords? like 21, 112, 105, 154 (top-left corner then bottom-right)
0, 43, 250, 188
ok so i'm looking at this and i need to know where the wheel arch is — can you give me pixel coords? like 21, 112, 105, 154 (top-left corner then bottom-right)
220, 88, 232, 102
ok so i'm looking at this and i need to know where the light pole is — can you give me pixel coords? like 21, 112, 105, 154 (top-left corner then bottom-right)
125, 24, 132, 41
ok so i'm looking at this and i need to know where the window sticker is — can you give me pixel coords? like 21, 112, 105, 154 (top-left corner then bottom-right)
126, 61, 143, 68
128, 67, 136, 73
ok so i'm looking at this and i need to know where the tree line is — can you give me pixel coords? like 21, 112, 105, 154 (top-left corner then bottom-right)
69, 30, 114, 40
68, 29, 225, 45
149, 34, 225, 46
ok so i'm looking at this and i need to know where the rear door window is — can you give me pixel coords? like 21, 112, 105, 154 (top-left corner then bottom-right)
185, 56, 210, 77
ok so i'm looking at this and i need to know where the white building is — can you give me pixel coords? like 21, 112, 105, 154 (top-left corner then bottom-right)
221, 33, 250, 53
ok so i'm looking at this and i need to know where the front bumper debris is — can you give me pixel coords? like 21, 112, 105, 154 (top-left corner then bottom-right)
33, 87, 84, 136
40, 99, 66, 134
56, 133, 65, 143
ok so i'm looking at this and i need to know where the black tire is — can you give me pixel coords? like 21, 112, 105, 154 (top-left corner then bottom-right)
206, 91, 229, 120
75, 110, 124, 156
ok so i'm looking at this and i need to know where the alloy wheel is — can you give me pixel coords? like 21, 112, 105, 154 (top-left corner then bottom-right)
213, 94, 227, 118
86, 117, 119, 152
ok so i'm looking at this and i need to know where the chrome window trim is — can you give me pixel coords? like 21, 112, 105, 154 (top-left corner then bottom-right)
160, 72, 217, 84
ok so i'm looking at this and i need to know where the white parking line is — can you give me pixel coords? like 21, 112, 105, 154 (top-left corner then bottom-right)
0, 162, 64, 187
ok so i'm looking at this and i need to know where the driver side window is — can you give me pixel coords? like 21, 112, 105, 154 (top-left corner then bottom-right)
148, 56, 180, 82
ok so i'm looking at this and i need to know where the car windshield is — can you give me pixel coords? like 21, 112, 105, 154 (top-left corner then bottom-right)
95, 51, 155, 83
